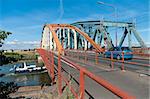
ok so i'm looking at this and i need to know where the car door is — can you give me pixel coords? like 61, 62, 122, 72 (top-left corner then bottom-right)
107, 48, 114, 57
113, 47, 120, 58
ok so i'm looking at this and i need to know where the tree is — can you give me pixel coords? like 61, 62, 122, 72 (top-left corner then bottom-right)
0, 82, 19, 98
0, 30, 12, 65
0, 30, 12, 47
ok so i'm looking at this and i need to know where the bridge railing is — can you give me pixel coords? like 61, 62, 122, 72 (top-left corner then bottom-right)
65, 49, 150, 75
37, 48, 135, 99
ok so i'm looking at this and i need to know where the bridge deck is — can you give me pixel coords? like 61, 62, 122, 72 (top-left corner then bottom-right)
53, 55, 149, 99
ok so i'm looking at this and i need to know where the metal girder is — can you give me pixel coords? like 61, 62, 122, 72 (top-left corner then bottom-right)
119, 28, 128, 47
41, 20, 147, 54
72, 20, 134, 28
72, 20, 147, 49
130, 27, 147, 48
99, 26, 114, 49
128, 30, 131, 48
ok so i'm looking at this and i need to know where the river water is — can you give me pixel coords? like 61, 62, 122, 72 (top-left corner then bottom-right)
0, 62, 51, 86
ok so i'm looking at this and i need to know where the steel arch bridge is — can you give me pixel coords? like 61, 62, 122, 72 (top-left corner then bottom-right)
41, 20, 146, 55
37, 20, 147, 99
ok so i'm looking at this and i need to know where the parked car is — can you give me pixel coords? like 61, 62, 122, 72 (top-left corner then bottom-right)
104, 47, 133, 60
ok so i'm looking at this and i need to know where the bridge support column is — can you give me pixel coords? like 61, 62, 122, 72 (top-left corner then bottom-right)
54, 41, 56, 50
67, 29, 70, 49
62, 28, 65, 48
50, 31, 53, 50
42, 27, 50, 49
72, 29, 77, 49
84, 39, 87, 50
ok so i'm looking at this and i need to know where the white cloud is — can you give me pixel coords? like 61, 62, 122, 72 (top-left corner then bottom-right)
0, 40, 40, 50
6, 40, 40, 45
138, 28, 150, 32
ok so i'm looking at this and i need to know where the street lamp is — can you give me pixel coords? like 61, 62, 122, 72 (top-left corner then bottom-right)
97, 1, 118, 47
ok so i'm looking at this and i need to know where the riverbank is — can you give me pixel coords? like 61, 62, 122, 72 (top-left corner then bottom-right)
9, 84, 74, 99
9, 85, 60, 99
9, 85, 51, 98
9, 86, 49, 99
0, 50, 38, 66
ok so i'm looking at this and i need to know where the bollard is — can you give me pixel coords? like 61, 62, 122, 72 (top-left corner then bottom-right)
78, 51, 80, 59
111, 51, 114, 69
121, 52, 125, 71
84, 51, 87, 63
95, 51, 98, 64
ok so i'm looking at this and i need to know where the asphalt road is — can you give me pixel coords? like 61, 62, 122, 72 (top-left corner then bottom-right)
75, 53, 149, 75
53, 54, 149, 99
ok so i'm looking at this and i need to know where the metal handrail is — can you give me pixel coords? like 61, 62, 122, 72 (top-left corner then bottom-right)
37, 48, 135, 99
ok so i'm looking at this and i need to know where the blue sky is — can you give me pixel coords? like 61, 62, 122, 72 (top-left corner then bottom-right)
0, 0, 149, 49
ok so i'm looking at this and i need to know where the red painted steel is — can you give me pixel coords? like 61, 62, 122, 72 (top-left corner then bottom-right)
49, 24, 103, 52
58, 54, 62, 94
121, 52, 125, 71
61, 55, 135, 99
51, 51, 55, 83
61, 76, 78, 99
79, 70, 85, 99
37, 48, 135, 99
65, 50, 150, 69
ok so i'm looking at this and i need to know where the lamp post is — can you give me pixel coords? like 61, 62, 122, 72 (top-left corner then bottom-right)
97, 1, 118, 47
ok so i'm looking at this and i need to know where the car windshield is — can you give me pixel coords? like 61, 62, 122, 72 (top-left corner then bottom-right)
18, 64, 24, 68
108, 47, 131, 51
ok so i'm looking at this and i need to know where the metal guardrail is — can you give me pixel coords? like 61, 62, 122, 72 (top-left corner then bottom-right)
65, 49, 150, 71
37, 48, 135, 99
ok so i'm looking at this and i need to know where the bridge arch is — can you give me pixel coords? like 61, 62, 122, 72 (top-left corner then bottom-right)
41, 24, 103, 55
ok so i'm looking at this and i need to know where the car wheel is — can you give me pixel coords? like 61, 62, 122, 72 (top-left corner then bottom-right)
117, 55, 121, 60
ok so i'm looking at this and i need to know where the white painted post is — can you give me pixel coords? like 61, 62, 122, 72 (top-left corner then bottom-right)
50, 31, 53, 50
72, 29, 77, 50
84, 39, 87, 50
42, 27, 50, 50
54, 41, 56, 50
67, 29, 70, 49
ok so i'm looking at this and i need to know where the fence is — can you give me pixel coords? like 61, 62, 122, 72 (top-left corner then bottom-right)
65, 49, 150, 75
37, 48, 135, 99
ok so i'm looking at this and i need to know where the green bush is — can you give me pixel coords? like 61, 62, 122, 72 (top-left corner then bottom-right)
0, 82, 19, 99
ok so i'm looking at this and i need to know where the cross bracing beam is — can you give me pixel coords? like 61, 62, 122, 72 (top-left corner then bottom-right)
72, 20, 146, 48
119, 28, 128, 47
130, 27, 147, 48
72, 20, 134, 28
41, 20, 147, 55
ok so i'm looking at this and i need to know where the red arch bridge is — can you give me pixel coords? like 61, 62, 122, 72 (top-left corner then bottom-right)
37, 21, 149, 99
